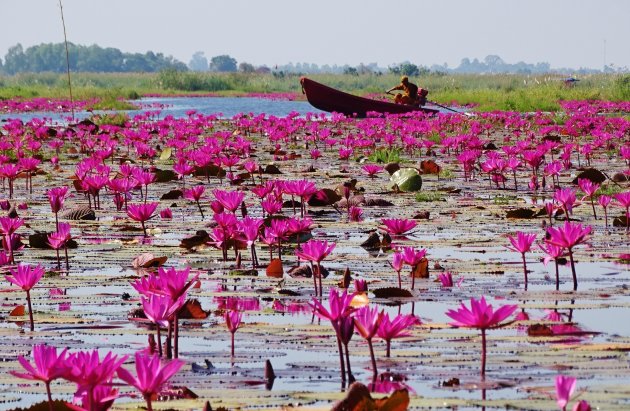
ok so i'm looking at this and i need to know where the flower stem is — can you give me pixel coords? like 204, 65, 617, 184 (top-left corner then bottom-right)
26, 289, 34, 331
554, 260, 560, 291
45, 381, 53, 411
521, 253, 528, 291
231, 331, 235, 357
174, 313, 179, 358
317, 262, 323, 297
335, 329, 346, 383
145, 394, 153, 411
480, 328, 487, 377
568, 248, 578, 291
367, 338, 378, 381
156, 326, 162, 357
343, 342, 354, 383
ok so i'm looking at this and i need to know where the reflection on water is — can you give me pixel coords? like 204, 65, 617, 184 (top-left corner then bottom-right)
0, 96, 326, 123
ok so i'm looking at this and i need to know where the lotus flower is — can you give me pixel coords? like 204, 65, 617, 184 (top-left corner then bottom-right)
555, 375, 577, 410
354, 305, 384, 380
446, 296, 517, 376
310, 288, 355, 383
296, 239, 336, 296
5, 264, 45, 331
65, 350, 127, 411
545, 221, 591, 290
578, 178, 599, 218
117, 352, 184, 411
507, 232, 536, 290
224, 310, 243, 357
127, 202, 158, 237
377, 313, 419, 357
381, 218, 417, 236
11, 344, 70, 410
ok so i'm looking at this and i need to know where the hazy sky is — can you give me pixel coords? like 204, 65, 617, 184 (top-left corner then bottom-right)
1, 0, 628, 70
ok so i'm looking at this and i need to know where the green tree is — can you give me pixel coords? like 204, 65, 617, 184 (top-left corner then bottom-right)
209, 55, 237, 72
189, 51, 208, 71
238, 62, 255, 73
3, 44, 27, 74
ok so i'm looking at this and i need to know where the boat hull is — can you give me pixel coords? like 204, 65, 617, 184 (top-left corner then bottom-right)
300, 77, 438, 118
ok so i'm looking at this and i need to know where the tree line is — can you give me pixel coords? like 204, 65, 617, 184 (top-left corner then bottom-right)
0, 43, 188, 74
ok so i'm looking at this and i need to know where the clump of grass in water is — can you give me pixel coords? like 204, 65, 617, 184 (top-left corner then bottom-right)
368, 148, 401, 164
91, 112, 131, 127
596, 184, 624, 198
415, 192, 445, 202
493, 195, 514, 205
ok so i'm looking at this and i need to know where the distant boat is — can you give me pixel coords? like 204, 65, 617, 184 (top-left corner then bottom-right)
300, 77, 439, 118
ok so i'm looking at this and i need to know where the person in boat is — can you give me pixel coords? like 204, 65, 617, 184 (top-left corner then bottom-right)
387, 76, 428, 106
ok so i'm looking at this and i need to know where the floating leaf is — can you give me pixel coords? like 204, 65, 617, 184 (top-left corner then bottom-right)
571, 168, 606, 185
263, 164, 282, 174
180, 230, 210, 249
160, 189, 183, 200
332, 382, 410, 411
9, 305, 25, 317
412, 258, 429, 278
384, 162, 400, 175
372, 287, 413, 298
390, 168, 422, 192
179, 299, 209, 319
154, 168, 177, 182
62, 206, 95, 220
506, 208, 537, 219
419, 160, 441, 175
309, 188, 342, 206
266, 259, 284, 278
363, 198, 394, 207
159, 147, 172, 161
132, 253, 167, 268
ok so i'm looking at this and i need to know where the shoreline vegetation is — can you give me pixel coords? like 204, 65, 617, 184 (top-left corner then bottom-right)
0, 71, 628, 112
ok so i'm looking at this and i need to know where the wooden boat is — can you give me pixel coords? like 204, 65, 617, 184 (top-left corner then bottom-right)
300, 77, 438, 117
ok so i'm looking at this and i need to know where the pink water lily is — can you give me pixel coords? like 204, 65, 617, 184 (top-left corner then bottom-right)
446, 296, 517, 376
127, 202, 159, 237
296, 239, 336, 296
184, 185, 206, 219
65, 350, 127, 411
310, 288, 355, 384
11, 345, 70, 410
5, 264, 45, 331
507, 232, 536, 291
47, 186, 69, 230
377, 313, 420, 357
578, 178, 599, 218
614, 191, 630, 231
380, 218, 417, 235
224, 310, 243, 357
117, 352, 184, 411
354, 305, 384, 381
555, 375, 577, 410
545, 221, 591, 290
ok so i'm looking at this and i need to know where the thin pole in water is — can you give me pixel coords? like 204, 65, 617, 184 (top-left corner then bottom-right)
59, 0, 74, 121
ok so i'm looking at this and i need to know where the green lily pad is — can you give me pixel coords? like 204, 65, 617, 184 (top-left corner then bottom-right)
390, 168, 423, 192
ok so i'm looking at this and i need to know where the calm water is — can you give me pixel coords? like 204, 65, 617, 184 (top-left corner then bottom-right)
0, 96, 325, 123
0, 96, 456, 123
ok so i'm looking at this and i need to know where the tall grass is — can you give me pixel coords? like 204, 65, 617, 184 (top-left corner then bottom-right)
0, 71, 627, 112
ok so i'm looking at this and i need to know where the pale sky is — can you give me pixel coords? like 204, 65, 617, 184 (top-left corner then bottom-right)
1, 0, 628, 70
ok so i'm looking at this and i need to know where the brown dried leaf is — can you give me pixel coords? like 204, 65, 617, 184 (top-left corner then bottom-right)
266, 259, 284, 278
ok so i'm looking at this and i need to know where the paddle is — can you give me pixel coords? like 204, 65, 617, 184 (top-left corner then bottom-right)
386, 91, 470, 115
427, 100, 461, 114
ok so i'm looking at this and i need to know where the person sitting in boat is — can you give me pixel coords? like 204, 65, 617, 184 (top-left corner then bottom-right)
387, 76, 428, 106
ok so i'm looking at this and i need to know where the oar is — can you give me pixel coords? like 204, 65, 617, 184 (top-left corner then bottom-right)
427, 100, 460, 113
